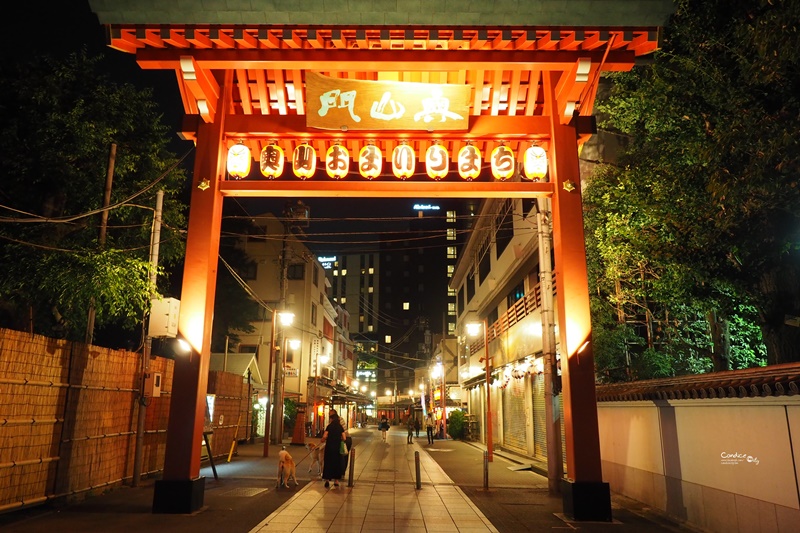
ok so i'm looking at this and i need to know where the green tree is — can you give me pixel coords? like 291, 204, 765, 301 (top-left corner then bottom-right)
0, 51, 188, 342
586, 0, 800, 371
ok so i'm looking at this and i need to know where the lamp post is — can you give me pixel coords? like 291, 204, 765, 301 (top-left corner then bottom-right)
270, 310, 294, 446
467, 320, 492, 462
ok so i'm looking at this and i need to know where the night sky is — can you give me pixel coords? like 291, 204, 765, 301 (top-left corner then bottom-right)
1, 2, 464, 255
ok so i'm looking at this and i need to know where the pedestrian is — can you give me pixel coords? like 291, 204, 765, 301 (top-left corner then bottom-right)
320, 411, 348, 489
380, 415, 389, 442
425, 412, 435, 444
406, 417, 414, 443
414, 417, 421, 438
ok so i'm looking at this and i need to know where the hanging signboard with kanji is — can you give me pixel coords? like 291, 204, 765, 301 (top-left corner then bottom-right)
306, 72, 470, 131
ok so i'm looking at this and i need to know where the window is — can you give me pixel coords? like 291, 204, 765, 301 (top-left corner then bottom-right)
242, 261, 257, 280
368, 267, 374, 274
496, 202, 514, 257
448, 288, 456, 297
448, 302, 456, 315
367, 325, 374, 332
341, 297, 346, 304
478, 252, 490, 284
287, 263, 305, 280
403, 302, 410, 310
447, 264, 454, 278
447, 210, 456, 222
467, 274, 476, 300
311, 303, 318, 325
360, 315, 365, 323
448, 322, 456, 334
384, 335, 392, 343
507, 280, 525, 308
368, 286, 374, 293
313, 264, 319, 286
446, 246, 457, 259
341, 269, 347, 275
446, 228, 456, 240
333, 270, 338, 276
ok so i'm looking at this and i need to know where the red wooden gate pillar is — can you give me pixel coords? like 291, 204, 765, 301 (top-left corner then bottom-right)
153, 74, 230, 514
544, 71, 611, 522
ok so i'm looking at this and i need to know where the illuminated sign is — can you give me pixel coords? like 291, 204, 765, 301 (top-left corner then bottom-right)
413, 203, 440, 211
318, 256, 337, 269
306, 72, 470, 131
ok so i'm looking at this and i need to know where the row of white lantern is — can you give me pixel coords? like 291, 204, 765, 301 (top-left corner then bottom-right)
226, 141, 548, 181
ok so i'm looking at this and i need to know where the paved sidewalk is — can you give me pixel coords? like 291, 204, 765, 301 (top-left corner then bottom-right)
249, 426, 497, 532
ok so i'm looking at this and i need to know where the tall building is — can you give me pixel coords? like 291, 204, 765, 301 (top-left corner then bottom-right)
323, 199, 476, 420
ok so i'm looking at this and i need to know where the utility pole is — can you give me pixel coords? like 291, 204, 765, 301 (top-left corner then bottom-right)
270, 215, 290, 444
132, 189, 163, 487
86, 142, 116, 345
537, 197, 563, 493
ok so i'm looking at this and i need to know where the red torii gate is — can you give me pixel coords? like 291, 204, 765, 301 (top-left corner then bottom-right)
90, 2, 671, 521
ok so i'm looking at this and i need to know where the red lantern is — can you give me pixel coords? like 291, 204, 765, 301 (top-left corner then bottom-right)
227, 141, 251, 179
359, 144, 383, 180
392, 143, 416, 180
259, 143, 284, 179
325, 144, 350, 179
293, 143, 317, 179
523, 144, 548, 180
490, 144, 515, 181
425, 144, 449, 180
457, 143, 481, 180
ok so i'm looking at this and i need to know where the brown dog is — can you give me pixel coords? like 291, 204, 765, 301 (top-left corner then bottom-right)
277, 448, 298, 488
305, 441, 325, 477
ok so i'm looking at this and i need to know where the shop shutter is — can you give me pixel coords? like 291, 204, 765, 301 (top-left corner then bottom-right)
502, 376, 527, 454
532, 372, 547, 460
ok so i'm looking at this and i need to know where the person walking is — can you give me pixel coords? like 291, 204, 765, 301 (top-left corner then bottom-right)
414, 417, 421, 439
380, 415, 389, 442
406, 417, 414, 444
320, 411, 347, 489
425, 412, 435, 445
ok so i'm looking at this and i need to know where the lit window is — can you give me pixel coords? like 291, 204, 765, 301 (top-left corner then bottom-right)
341, 297, 346, 304
360, 315, 365, 323
403, 302, 410, 310
368, 267, 374, 274
448, 288, 456, 296
448, 322, 456, 334
447, 228, 456, 240
447, 210, 456, 222
368, 286, 374, 293
333, 270, 338, 276
448, 302, 456, 315
341, 269, 347, 275
385, 335, 392, 343
447, 265, 455, 277
447, 246, 457, 259
367, 325, 374, 332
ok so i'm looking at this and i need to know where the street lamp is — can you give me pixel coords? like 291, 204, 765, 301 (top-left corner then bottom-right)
263, 309, 294, 455
467, 319, 492, 462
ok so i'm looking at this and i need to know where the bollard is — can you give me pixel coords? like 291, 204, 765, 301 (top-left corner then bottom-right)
348, 448, 355, 487
483, 450, 489, 489
415, 451, 421, 490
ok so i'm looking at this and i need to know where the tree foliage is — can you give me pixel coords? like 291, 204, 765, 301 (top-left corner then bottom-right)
586, 0, 800, 376
0, 51, 189, 342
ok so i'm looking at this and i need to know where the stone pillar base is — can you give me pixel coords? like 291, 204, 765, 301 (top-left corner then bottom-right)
153, 477, 205, 514
560, 479, 612, 522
